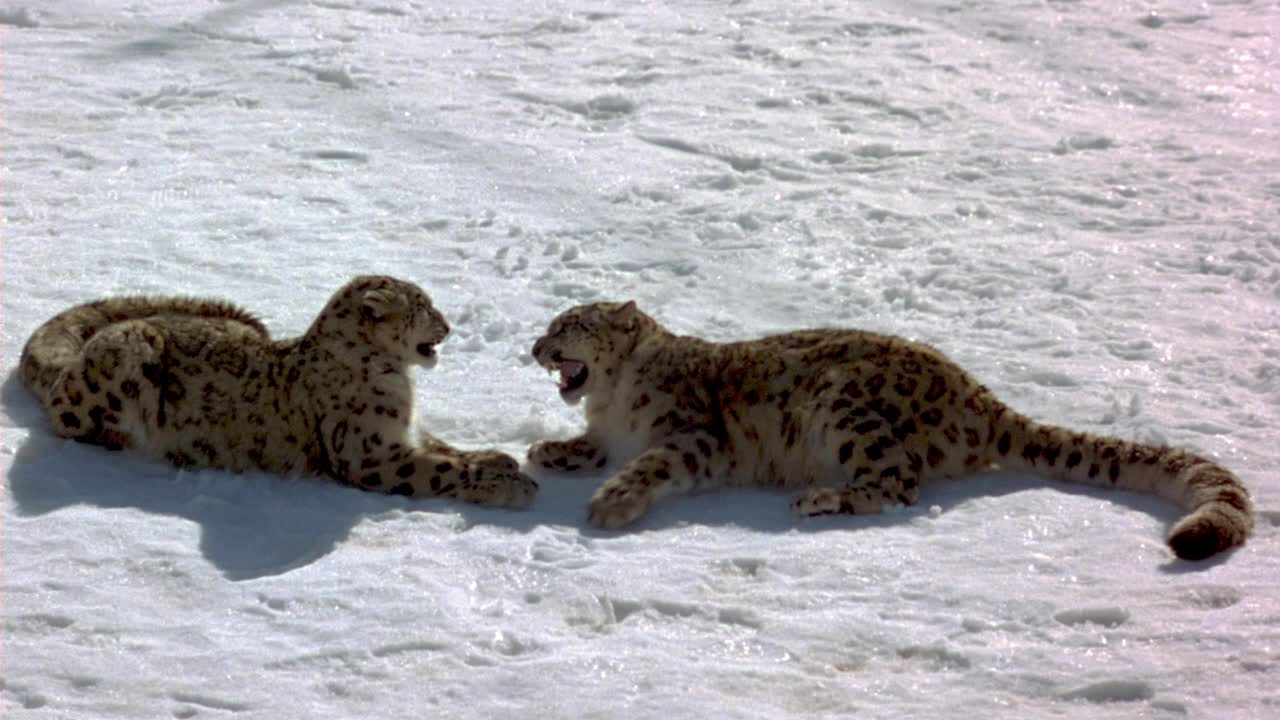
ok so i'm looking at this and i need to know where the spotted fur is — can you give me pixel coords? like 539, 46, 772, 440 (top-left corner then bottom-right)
21, 275, 536, 508
529, 302, 1252, 561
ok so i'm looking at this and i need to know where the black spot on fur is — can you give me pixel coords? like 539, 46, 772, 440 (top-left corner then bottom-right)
878, 402, 902, 425
964, 428, 979, 447
865, 443, 884, 462
435, 461, 453, 473
1043, 445, 1061, 466
1022, 443, 1042, 463
166, 451, 196, 468
60, 412, 82, 430
330, 420, 348, 453
923, 375, 947, 402
193, 439, 218, 463
839, 441, 855, 464
397, 462, 415, 479
919, 408, 943, 426
141, 363, 164, 387
1186, 466, 1239, 491
1108, 459, 1121, 484
389, 483, 414, 497
943, 423, 959, 444
1065, 450, 1083, 469
864, 374, 886, 397
1208, 487, 1251, 514
683, 453, 699, 474
360, 473, 383, 488
997, 432, 1011, 455
1165, 454, 1194, 474
926, 444, 945, 468
907, 452, 923, 473
854, 419, 881, 434
1088, 463, 1100, 479
892, 418, 918, 442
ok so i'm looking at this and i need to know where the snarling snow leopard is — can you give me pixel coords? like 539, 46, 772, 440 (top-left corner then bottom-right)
21, 275, 536, 508
528, 301, 1252, 560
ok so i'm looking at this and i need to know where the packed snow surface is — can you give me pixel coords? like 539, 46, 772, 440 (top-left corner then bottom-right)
3, 1, 1279, 718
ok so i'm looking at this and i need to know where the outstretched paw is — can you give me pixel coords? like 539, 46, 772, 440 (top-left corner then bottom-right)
528, 438, 603, 473
587, 477, 652, 529
466, 463, 539, 509
465, 449, 520, 475
791, 488, 842, 516
791, 487, 882, 516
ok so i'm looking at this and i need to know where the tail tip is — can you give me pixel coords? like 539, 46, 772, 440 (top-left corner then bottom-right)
1168, 518, 1234, 562
1172, 527, 1218, 561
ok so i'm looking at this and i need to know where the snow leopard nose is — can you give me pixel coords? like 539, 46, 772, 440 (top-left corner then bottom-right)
531, 337, 560, 364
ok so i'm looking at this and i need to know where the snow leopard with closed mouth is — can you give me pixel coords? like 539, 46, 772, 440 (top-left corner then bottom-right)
21, 275, 536, 508
527, 301, 1252, 561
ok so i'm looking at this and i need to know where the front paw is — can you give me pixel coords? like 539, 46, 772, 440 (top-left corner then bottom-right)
791, 488, 842, 517
527, 439, 602, 472
465, 449, 520, 475
527, 440, 569, 468
468, 464, 539, 509
587, 478, 652, 529
791, 487, 881, 516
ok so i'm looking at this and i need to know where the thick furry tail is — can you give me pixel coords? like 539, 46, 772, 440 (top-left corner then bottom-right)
991, 409, 1253, 561
20, 296, 268, 403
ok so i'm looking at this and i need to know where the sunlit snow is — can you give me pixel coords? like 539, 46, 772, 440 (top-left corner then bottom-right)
3, 1, 1278, 718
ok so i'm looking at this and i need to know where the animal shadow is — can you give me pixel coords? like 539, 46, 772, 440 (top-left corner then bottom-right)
4, 372, 466, 581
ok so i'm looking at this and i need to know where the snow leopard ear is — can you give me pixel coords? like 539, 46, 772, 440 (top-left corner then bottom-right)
611, 300, 639, 327
360, 288, 407, 321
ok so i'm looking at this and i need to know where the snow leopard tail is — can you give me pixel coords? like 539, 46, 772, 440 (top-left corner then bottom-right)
20, 295, 269, 404
990, 408, 1253, 561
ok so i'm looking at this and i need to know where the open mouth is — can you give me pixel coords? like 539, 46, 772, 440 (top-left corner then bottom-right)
556, 360, 589, 395
416, 343, 437, 360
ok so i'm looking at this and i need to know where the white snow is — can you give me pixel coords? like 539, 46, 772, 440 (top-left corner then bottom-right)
3, 0, 1278, 718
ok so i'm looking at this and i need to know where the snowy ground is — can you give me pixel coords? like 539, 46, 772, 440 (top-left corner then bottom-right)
3, 0, 1279, 717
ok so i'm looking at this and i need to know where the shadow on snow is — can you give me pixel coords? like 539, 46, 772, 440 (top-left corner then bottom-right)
5, 371, 1222, 581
